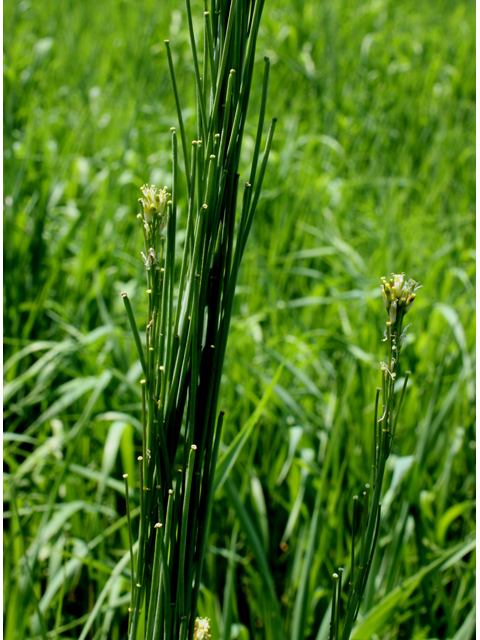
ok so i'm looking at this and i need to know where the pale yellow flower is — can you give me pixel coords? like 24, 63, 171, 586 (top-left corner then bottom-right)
193, 617, 211, 639
138, 184, 170, 229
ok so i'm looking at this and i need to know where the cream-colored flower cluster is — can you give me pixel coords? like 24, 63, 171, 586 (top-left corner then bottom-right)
138, 184, 170, 229
381, 273, 421, 325
193, 617, 211, 639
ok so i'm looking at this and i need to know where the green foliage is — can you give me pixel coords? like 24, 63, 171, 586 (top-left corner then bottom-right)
3, 0, 475, 639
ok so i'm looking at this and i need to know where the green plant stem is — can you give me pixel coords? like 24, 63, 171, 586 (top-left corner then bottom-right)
122, 293, 147, 376
146, 523, 164, 639
340, 438, 388, 640
177, 445, 197, 640
185, 0, 207, 143
187, 411, 225, 640
124, 475, 136, 617
164, 40, 191, 193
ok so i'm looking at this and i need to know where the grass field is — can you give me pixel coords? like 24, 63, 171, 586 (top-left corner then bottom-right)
3, 0, 475, 639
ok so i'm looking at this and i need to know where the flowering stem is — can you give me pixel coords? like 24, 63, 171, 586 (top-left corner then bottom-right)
337, 273, 421, 640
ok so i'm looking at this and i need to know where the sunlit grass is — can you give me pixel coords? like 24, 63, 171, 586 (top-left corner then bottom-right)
3, 0, 475, 639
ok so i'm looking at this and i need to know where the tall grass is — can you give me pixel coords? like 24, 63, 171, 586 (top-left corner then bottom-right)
117, 2, 277, 638
3, 0, 475, 639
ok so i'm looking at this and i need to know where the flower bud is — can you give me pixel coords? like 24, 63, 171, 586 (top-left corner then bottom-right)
404, 278, 419, 299
405, 293, 416, 312
381, 286, 390, 309
139, 197, 153, 223
389, 299, 397, 323
393, 273, 404, 298
384, 282, 394, 302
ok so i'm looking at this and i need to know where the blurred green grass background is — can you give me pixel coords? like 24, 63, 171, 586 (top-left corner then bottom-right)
3, 0, 475, 639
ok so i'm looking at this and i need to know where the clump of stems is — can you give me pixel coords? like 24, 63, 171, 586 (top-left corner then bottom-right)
121, 2, 275, 639
329, 273, 422, 640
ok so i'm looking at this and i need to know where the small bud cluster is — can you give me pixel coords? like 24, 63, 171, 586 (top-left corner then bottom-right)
193, 617, 211, 639
381, 273, 421, 325
138, 184, 170, 229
